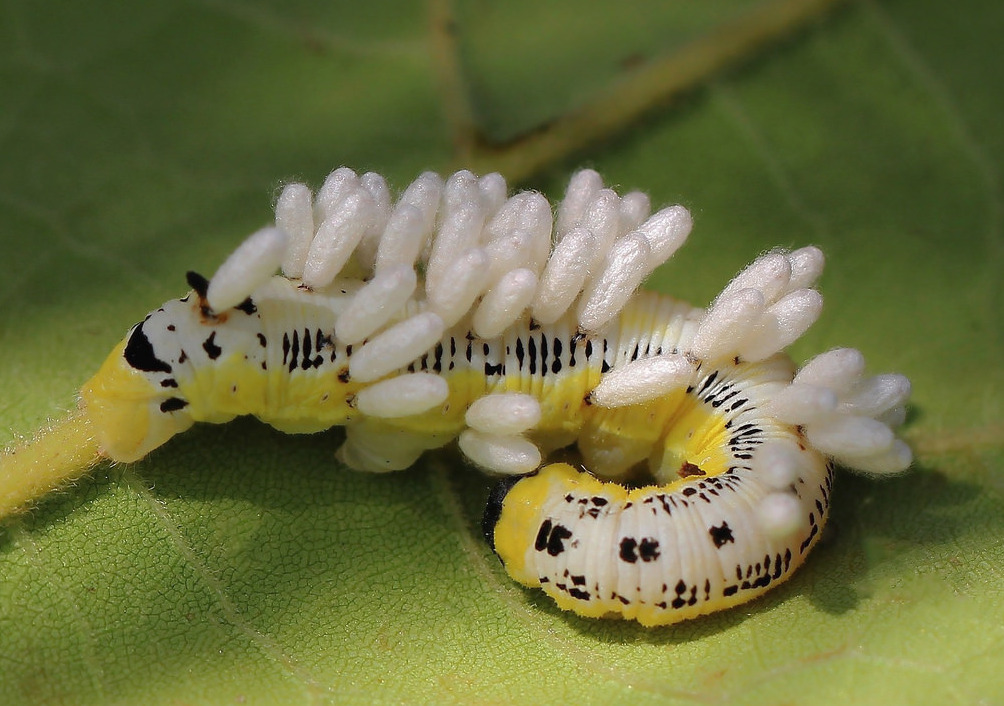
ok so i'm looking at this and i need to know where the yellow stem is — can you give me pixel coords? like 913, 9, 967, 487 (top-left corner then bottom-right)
428, 0, 479, 161
0, 408, 103, 519
457, 0, 849, 182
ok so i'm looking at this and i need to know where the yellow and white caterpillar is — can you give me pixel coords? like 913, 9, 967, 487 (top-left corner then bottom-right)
0, 167, 912, 627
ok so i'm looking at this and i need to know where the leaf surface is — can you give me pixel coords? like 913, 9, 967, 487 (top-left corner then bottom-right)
1, 1, 1002, 704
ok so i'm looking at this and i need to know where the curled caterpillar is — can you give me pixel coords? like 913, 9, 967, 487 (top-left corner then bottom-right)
1, 167, 911, 627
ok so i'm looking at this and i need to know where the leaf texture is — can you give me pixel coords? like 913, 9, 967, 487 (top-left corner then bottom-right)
1, 1, 1002, 703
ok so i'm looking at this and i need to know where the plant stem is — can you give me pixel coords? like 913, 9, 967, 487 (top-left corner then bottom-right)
435, 0, 849, 182
0, 409, 102, 519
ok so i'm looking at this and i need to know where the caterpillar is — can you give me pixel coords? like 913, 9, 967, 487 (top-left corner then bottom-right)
0, 167, 912, 627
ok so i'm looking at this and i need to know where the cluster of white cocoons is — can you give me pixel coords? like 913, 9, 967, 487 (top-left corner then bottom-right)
763, 348, 912, 474
203, 166, 910, 485
268, 166, 694, 339
750, 349, 912, 538
459, 393, 544, 475
584, 247, 825, 408
204, 167, 695, 475
689, 248, 825, 364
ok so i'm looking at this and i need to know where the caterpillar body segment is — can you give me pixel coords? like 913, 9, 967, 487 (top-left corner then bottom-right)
1, 167, 913, 630
78, 278, 705, 480
484, 353, 834, 626
486, 456, 831, 626
70, 167, 701, 476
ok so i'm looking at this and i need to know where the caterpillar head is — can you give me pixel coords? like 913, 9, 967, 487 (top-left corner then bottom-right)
483, 463, 603, 588
77, 273, 247, 463
77, 270, 361, 462
78, 293, 205, 463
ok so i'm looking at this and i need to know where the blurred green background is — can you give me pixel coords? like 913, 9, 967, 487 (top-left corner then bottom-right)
1, 1, 1001, 704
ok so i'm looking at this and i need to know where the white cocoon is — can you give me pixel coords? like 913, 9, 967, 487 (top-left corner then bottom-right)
787, 246, 825, 290
488, 192, 552, 240
484, 230, 535, 281
465, 393, 542, 436
581, 189, 623, 264
531, 226, 594, 325
719, 252, 792, 305
761, 383, 838, 425
207, 227, 288, 311
688, 288, 765, 361
486, 192, 552, 276
458, 430, 542, 475
756, 492, 805, 539
443, 170, 478, 208
276, 183, 314, 279
794, 348, 866, 393
354, 171, 392, 269
555, 169, 602, 237
739, 288, 823, 361
618, 191, 651, 233
314, 167, 359, 222
473, 269, 538, 339
354, 373, 449, 418
478, 172, 508, 217
833, 438, 912, 474
804, 415, 894, 457
337, 424, 426, 472
360, 172, 391, 212
427, 248, 491, 327
335, 265, 417, 345
877, 405, 907, 429
637, 204, 692, 271
589, 354, 694, 408
426, 201, 485, 284
302, 190, 373, 289
399, 171, 444, 234
374, 204, 428, 274
839, 374, 912, 418
768, 288, 823, 340
755, 442, 804, 489
577, 233, 652, 332
349, 312, 445, 383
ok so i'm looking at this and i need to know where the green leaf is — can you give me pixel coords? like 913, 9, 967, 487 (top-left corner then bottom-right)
2, 1, 1002, 704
